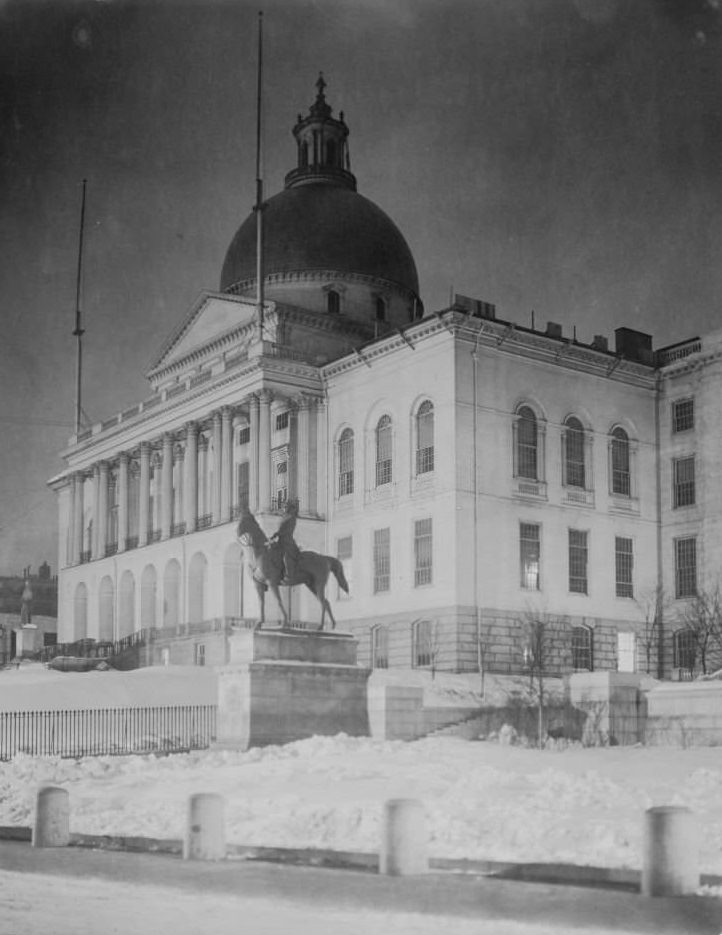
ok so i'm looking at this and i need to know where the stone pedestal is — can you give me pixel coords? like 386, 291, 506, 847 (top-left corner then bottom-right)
216, 628, 371, 750
568, 671, 645, 745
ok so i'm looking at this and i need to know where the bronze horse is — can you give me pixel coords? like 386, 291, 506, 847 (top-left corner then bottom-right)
236, 509, 349, 630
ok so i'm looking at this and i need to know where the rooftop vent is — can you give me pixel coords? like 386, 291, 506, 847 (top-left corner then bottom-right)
546, 321, 563, 339
453, 293, 496, 320
615, 327, 653, 364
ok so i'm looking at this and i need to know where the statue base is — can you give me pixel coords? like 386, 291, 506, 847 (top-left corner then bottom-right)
215, 628, 370, 750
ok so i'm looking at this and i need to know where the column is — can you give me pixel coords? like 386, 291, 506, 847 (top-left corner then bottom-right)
118, 453, 129, 552
184, 423, 198, 533
138, 442, 150, 547
161, 434, 173, 540
91, 464, 101, 560
296, 397, 310, 514
258, 390, 272, 512
211, 412, 222, 523
173, 443, 184, 530
97, 461, 109, 558
220, 407, 233, 523
72, 473, 83, 565
248, 394, 259, 512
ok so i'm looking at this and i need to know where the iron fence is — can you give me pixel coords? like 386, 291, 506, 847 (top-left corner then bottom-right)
0, 704, 217, 760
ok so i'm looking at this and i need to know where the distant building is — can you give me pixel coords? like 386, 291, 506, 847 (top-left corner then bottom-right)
0, 562, 58, 662
48, 78, 722, 679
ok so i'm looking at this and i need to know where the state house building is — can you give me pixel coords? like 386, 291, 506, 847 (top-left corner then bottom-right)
49, 77, 722, 678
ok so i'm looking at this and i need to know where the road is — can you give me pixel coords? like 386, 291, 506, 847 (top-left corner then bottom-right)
0, 841, 720, 935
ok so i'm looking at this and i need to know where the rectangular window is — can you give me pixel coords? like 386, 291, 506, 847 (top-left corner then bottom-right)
615, 536, 634, 598
337, 535, 352, 601
413, 620, 433, 668
675, 537, 697, 598
519, 523, 540, 590
194, 643, 205, 667
672, 398, 694, 433
236, 461, 249, 512
568, 529, 588, 594
275, 411, 290, 431
373, 528, 391, 593
673, 456, 695, 508
414, 518, 433, 586
617, 632, 636, 672
237, 426, 250, 445
371, 625, 389, 668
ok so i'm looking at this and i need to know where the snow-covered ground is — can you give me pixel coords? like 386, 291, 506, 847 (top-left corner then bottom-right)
1, 663, 722, 875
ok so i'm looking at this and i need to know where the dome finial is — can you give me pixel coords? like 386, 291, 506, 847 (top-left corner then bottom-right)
310, 71, 332, 119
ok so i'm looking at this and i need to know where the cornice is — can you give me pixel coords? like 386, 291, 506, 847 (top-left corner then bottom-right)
228, 267, 418, 302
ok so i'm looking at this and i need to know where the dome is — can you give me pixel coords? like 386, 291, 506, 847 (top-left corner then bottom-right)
220, 182, 419, 298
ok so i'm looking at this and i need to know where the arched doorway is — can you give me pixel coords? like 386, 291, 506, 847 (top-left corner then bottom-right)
118, 571, 135, 638
223, 542, 243, 618
188, 552, 208, 624
163, 559, 181, 628
98, 576, 115, 641
73, 582, 88, 641
140, 565, 157, 628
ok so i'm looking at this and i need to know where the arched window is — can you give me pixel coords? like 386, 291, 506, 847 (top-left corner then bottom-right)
571, 625, 593, 671
515, 406, 538, 480
412, 619, 435, 668
326, 139, 337, 165
338, 428, 354, 496
163, 559, 181, 627
375, 297, 387, 322
563, 416, 586, 488
98, 576, 115, 642
416, 401, 434, 475
371, 625, 389, 669
73, 583, 88, 642
673, 628, 696, 673
610, 427, 630, 496
327, 290, 340, 314
375, 415, 392, 486
140, 565, 157, 628
118, 571, 135, 638
188, 552, 208, 625
223, 542, 243, 618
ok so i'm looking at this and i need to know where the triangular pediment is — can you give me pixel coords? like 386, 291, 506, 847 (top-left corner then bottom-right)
149, 291, 258, 376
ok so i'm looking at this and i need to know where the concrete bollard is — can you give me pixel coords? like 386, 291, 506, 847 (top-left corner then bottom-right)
32, 786, 70, 848
183, 793, 226, 861
380, 798, 427, 875
641, 806, 699, 897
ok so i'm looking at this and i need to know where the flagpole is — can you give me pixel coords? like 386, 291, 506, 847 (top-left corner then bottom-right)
73, 179, 87, 436
255, 11, 264, 338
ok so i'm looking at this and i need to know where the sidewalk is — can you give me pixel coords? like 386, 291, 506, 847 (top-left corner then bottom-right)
1, 840, 721, 935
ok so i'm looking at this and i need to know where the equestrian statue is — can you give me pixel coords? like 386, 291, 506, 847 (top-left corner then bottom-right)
236, 502, 349, 630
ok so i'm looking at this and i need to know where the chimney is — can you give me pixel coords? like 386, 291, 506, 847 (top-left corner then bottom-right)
591, 335, 609, 352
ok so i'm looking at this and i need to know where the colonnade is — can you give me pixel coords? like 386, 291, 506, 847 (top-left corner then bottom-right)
65, 391, 321, 567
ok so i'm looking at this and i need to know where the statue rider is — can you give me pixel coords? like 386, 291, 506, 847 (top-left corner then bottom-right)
270, 501, 301, 583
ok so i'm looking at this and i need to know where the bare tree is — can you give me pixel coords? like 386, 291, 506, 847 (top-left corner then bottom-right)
635, 585, 669, 676
520, 610, 557, 749
680, 585, 722, 675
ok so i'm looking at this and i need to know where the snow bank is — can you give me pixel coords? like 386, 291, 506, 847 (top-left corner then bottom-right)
3, 734, 722, 873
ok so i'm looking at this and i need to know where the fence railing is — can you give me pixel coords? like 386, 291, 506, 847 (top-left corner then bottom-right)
0, 704, 217, 761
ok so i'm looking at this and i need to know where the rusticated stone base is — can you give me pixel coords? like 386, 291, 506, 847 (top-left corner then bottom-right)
216, 630, 370, 750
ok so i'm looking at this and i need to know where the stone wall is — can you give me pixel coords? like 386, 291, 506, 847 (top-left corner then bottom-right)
645, 680, 722, 746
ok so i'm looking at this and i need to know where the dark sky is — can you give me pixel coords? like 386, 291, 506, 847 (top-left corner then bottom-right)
1, 0, 721, 575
